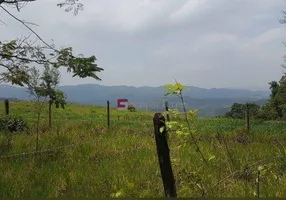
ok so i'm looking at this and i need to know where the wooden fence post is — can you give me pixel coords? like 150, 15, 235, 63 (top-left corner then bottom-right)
257, 169, 261, 198
4, 99, 9, 116
245, 104, 250, 132
107, 100, 110, 128
153, 113, 177, 198
165, 101, 170, 122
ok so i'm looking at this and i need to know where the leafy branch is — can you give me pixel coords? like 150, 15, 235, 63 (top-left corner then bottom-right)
0, 38, 103, 87
0, 0, 102, 87
164, 82, 208, 164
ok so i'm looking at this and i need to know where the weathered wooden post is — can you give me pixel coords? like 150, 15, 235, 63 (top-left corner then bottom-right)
257, 169, 261, 198
165, 101, 170, 122
153, 113, 177, 198
4, 99, 9, 116
245, 104, 250, 132
107, 100, 110, 128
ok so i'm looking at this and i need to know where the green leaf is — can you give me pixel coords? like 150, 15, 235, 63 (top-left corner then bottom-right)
127, 183, 135, 190
159, 127, 165, 133
139, 190, 151, 198
164, 84, 174, 92
208, 155, 216, 161
258, 165, 264, 171
188, 109, 198, 118
176, 130, 183, 135
174, 82, 184, 92
115, 191, 122, 197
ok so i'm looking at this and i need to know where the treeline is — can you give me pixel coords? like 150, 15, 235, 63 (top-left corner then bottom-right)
225, 74, 286, 120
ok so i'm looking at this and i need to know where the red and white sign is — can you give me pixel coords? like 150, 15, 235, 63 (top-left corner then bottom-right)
117, 99, 128, 110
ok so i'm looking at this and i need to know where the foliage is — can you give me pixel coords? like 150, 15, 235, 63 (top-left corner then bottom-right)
224, 74, 286, 120
225, 103, 260, 119
41, 64, 60, 94
127, 104, 136, 112
40, 64, 67, 109
0, 40, 103, 87
26, 67, 46, 99
258, 11, 286, 120
164, 82, 208, 166
110, 182, 135, 197
0, 0, 103, 88
164, 108, 197, 137
259, 75, 286, 120
24, 66, 67, 107
57, 0, 84, 15
163, 83, 198, 138
53, 90, 67, 109
0, 116, 27, 132
164, 82, 184, 96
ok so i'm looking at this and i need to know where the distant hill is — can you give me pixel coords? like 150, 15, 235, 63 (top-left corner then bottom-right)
0, 84, 270, 117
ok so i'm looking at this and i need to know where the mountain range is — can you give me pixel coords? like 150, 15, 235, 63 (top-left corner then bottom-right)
0, 84, 270, 117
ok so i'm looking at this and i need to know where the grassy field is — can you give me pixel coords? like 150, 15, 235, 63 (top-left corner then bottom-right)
0, 100, 286, 198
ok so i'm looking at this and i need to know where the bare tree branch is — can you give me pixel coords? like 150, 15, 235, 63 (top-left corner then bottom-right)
0, 0, 35, 5
0, 0, 103, 86
0, 53, 53, 64
0, 63, 12, 71
0, 5, 55, 50
0, 18, 8, 25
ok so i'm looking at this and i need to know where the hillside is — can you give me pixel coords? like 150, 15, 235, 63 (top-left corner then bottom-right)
0, 84, 270, 117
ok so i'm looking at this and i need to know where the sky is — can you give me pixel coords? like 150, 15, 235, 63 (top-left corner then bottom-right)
1, 0, 286, 90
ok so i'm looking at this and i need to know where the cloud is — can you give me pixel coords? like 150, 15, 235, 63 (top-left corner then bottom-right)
0, 0, 286, 90
170, 0, 211, 22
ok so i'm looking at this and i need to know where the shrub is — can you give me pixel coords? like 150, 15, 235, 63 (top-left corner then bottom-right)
0, 116, 27, 133
127, 104, 136, 112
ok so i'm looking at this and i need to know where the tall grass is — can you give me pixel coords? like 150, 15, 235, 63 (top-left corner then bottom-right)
0, 101, 286, 197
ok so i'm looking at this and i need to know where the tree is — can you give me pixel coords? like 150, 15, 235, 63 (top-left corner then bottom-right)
225, 103, 260, 119
40, 65, 66, 128
0, 0, 103, 88
269, 81, 280, 98
0, 0, 82, 14
258, 11, 286, 120
260, 75, 286, 120
225, 103, 245, 119
52, 90, 67, 109
25, 66, 67, 149
26, 67, 48, 151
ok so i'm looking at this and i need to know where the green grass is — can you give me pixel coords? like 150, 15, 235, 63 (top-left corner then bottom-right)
0, 100, 286, 198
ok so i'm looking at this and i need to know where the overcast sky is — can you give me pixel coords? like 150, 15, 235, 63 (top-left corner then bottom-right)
1, 0, 286, 90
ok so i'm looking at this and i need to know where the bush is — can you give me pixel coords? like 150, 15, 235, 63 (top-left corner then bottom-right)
127, 104, 136, 112
0, 116, 27, 133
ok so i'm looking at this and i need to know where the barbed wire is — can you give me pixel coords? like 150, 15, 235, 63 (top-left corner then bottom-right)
0, 139, 104, 161
0, 144, 76, 161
